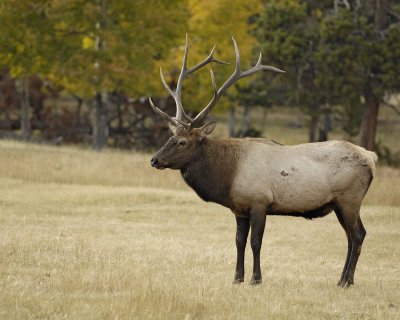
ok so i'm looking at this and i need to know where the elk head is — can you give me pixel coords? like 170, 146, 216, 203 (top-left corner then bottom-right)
149, 34, 284, 170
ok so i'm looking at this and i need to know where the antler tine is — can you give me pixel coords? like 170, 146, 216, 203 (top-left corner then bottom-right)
191, 36, 241, 126
148, 97, 190, 129
174, 33, 190, 121
232, 36, 241, 74
191, 36, 285, 127
152, 35, 283, 129
157, 34, 229, 125
187, 45, 229, 76
210, 69, 217, 100
157, 34, 192, 123
241, 51, 285, 77
175, 35, 229, 122
159, 67, 175, 98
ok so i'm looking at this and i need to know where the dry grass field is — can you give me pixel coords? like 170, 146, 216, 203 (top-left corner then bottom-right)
0, 137, 399, 319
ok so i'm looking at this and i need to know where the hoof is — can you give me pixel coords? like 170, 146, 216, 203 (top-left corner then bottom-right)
233, 272, 244, 284
337, 278, 354, 288
250, 279, 262, 286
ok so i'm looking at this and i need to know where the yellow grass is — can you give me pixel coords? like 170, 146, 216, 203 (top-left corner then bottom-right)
0, 139, 399, 319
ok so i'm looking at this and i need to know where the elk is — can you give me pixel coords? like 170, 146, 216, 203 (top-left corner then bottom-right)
149, 35, 377, 287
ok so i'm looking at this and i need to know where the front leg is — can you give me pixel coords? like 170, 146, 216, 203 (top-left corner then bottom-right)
233, 216, 250, 284
249, 209, 267, 285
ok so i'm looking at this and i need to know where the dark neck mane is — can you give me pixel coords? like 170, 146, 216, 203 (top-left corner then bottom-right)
180, 138, 245, 208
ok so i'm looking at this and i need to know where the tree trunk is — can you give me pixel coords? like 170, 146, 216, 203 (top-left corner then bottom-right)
359, 91, 380, 150
374, 0, 390, 30
357, 0, 389, 150
19, 77, 31, 141
260, 107, 268, 135
308, 113, 319, 142
228, 107, 236, 137
73, 94, 83, 127
239, 105, 250, 137
318, 112, 331, 142
92, 92, 108, 150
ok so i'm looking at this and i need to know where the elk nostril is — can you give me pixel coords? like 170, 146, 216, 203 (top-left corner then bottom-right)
150, 157, 158, 167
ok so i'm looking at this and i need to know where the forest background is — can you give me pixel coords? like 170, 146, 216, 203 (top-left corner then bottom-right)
0, 0, 400, 164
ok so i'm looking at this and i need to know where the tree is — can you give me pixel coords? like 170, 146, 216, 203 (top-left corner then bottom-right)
0, 0, 189, 149
0, 0, 58, 140
256, 0, 400, 148
317, 0, 400, 150
46, 0, 189, 149
255, 0, 331, 142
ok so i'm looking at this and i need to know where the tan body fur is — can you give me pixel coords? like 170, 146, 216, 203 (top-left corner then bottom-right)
229, 139, 376, 217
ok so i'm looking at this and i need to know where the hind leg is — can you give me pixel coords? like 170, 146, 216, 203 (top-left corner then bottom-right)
335, 203, 366, 287
342, 217, 366, 287
334, 209, 352, 286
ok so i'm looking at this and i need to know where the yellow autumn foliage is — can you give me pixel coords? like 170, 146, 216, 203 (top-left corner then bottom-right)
82, 35, 95, 50
158, 0, 263, 113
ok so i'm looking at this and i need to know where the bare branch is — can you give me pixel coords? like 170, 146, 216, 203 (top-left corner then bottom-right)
382, 100, 400, 117
387, 9, 400, 21
342, 0, 350, 10
334, 0, 350, 13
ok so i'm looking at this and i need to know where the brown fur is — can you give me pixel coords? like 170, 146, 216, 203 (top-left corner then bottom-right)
180, 138, 247, 208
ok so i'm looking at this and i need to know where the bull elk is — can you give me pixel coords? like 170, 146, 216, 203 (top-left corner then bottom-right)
149, 35, 377, 287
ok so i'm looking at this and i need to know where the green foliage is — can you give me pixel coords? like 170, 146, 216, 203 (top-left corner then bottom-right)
375, 139, 400, 167
0, 0, 274, 111
258, 0, 309, 71
336, 96, 364, 138
318, 2, 400, 104
255, 0, 325, 115
0, 0, 57, 76
317, 10, 376, 103
0, 0, 189, 97
48, 0, 189, 97
381, 25, 400, 93
1, 0, 399, 149
255, 0, 400, 143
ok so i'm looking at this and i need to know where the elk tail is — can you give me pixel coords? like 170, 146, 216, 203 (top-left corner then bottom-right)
353, 145, 378, 178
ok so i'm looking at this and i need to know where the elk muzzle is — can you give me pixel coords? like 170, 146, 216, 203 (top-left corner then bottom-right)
150, 157, 167, 170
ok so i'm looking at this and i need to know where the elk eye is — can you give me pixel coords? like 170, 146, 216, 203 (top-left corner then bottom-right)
178, 140, 187, 147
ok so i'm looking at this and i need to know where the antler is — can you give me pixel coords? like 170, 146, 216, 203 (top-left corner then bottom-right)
149, 35, 284, 129
190, 36, 285, 127
148, 97, 190, 129
150, 33, 228, 127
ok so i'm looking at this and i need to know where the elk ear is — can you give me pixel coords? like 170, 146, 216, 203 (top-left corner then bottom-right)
168, 122, 177, 135
198, 121, 216, 140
